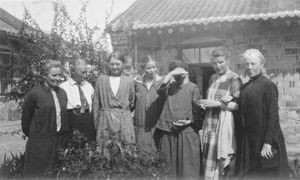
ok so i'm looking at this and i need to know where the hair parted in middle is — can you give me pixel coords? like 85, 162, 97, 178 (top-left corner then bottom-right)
140, 55, 158, 69
211, 47, 230, 59
41, 59, 61, 77
240, 48, 266, 65
108, 52, 126, 63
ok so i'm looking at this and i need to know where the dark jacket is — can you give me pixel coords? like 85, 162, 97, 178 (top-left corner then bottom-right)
21, 84, 69, 177
236, 74, 289, 178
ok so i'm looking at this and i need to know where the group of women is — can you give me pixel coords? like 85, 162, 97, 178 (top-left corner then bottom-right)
21, 48, 289, 179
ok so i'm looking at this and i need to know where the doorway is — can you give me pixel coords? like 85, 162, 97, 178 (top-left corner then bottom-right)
188, 63, 215, 98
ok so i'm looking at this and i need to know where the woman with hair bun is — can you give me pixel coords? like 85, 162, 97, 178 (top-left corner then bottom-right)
22, 59, 69, 177
236, 49, 289, 179
93, 52, 136, 151
199, 47, 242, 180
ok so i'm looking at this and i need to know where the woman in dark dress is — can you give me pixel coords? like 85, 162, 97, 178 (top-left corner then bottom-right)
134, 56, 163, 153
156, 61, 202, 179
237, 49, 289, 178
22, 60, 69, 177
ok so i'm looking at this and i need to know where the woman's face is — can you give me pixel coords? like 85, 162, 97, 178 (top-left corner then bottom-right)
109, 57, 123, 76
211, 56, 228, 75
45, 67, 62, 88
244, 56, 263, 78
144, 61, 157, 79
172, 67, 187, 85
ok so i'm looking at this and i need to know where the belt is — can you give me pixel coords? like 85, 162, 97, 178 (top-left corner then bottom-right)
68, 108, 89, 115
100, 107, 129, 113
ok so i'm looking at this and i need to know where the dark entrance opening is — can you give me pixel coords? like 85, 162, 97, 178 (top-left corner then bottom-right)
188, 63, 214, 98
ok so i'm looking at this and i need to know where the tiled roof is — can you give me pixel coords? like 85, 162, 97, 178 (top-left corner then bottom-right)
113, 0, 300, 30
0, 8, 24, 33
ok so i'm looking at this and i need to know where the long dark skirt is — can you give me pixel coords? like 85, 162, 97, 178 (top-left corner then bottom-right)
23, 133, 68, 177
157, 128, 202, 179
236, 133, 289, 179
135, 127, 158, 153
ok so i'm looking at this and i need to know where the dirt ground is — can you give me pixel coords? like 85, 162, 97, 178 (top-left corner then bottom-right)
0, 120, 26, 163
0, 134, 26, 163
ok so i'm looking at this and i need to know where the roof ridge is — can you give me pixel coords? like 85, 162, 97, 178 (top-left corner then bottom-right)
110, 0, 300, 30
0, 7, 25, 30
134, 10, 300, 29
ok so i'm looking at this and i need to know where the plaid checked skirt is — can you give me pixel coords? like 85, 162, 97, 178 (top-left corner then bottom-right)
202, 107, 221, 180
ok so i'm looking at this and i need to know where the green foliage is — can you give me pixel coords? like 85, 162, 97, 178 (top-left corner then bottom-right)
54, 130, 166, 179
0, 131, 165, 179
7, 1, 111, 102
0, 152, 24, 178
290, 159, 300, 177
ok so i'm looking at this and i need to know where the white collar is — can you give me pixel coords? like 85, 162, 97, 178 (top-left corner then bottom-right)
136, 74, 162, 84
69, 78, 86, 86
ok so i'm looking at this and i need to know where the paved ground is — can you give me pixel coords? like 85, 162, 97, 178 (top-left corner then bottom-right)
0, 120, 26, 163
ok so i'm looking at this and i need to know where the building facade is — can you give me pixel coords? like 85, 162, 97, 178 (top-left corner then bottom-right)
109, 0, 300, 108
0, 8, 24, 95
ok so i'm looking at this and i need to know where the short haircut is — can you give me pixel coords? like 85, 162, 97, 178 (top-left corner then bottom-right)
211, 47, 230, 59
140, 55, 158, 69
70, 59, 86, 72
240, 49, 266, 65
108, 52, 126, 63
41, 59, 61, 77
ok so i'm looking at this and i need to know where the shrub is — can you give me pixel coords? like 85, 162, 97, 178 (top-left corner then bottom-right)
54, 130, 166, 179
0, 152, 24, 178
290, 158, 300, 177
6, 1, 111, 103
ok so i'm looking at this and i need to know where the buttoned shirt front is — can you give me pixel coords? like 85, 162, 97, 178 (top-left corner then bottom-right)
50, 89, 61, 131
60, 78, 94, 111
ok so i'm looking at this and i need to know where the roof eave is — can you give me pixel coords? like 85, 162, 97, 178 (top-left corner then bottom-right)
133, 10, 300, 30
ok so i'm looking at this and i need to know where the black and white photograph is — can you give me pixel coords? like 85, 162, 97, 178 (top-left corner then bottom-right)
0, 0, 300, 179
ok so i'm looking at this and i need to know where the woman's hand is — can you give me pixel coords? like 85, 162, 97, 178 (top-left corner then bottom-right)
261, 143, 273, 159
220, 95, 233, 104
170, 68, 188, 76
163, 68, 188, 84
173, 119, 192, 126
197, 99, 221, 108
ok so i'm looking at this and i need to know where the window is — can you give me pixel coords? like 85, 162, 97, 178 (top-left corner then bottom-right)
182, 48, 200, 63
0, 54, 11, 65
200, 47, 216, 63
0, 53, 12, 94
182, 46, 220, 64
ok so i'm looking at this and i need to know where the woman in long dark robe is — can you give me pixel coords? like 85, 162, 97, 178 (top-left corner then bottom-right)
236, 49, 289, 178
134, 56, 163, 153
22, 60, 69, 177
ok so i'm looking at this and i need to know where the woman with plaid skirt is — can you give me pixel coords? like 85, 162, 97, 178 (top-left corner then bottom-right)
198, 47, 242, 180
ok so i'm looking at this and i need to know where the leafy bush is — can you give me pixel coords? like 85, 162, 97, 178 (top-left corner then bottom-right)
290, 159, 300, 177
54, 130, 165, 179
0, 152, 24, 178
0, 130, 165, 179
5, 1, 111, 103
